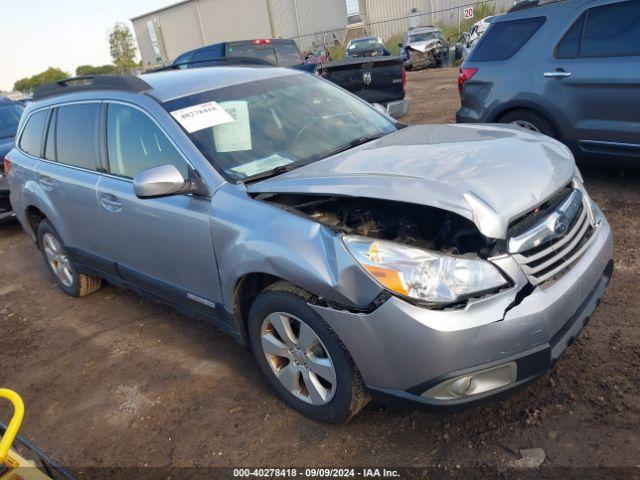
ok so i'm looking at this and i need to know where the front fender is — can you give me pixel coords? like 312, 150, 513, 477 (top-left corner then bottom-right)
211, 184, 383, 313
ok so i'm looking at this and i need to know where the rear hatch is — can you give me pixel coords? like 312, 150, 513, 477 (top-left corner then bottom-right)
317, 56, 405, 104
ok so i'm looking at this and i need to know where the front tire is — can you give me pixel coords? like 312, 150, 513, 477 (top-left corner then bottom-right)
248, 282, 368, 423
37, 220, 102, 297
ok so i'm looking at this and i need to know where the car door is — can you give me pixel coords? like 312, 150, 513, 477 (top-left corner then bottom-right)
34, 103, 104, 254
537, 0, 640, 157
95, 101, 223, 316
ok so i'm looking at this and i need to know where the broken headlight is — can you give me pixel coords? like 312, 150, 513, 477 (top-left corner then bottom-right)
344, 236, 509, 305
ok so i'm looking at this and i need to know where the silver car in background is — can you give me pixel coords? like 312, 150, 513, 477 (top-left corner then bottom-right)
6, 67, 612, 422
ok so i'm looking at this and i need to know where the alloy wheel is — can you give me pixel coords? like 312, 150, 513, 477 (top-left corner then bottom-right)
510, 120, 541, 132
42, 233, 74, 287
260, 312, 337, 405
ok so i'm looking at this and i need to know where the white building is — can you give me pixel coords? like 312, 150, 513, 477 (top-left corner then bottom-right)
131, 0, 348, 68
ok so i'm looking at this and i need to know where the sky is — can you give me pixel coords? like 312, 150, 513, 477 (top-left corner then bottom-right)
1, 0, 176, 91
1, 0, 359, 92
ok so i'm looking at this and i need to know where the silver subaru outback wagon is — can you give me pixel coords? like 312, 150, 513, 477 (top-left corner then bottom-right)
6, 68, 613, 423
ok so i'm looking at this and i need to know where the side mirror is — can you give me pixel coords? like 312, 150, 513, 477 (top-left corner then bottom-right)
133, 164, 189, 198
398, 43, 403, 48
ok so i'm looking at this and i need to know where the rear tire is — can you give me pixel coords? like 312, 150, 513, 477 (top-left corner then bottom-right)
37, 220, 102, 297
248, 281, 368, 423
499, 109, 558, 138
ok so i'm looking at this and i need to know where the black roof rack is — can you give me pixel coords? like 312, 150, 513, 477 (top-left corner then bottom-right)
150, 56, 273, 73
33, 75, 151, 100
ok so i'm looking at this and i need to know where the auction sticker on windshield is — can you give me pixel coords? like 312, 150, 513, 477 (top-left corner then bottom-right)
214, 101, 252, 152
171, 101, 234, 133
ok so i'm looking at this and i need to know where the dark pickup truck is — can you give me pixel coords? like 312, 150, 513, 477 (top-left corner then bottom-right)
316, 56, 408, 118
169, 40, 408, 119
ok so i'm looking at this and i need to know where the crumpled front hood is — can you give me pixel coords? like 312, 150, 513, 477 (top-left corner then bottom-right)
247, 124, 577, 239
406, 39, 440, 52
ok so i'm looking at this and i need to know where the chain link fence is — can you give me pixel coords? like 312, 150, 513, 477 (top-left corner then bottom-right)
290, 0, 513, 55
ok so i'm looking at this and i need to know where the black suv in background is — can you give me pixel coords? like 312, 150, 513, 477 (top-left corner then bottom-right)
457, 0, 640, 164
0, 97, 24, 221
172, 38, 310, 69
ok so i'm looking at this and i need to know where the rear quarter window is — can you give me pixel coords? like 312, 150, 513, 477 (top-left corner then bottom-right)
470, 16, 546, 62
19, 109, 49, 157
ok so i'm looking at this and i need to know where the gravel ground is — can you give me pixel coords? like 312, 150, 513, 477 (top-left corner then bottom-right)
0, 68, 638, 478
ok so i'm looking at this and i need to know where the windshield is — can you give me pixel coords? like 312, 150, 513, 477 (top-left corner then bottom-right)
409, 31, 443, 43
348, 39, 383, 52
163, 73, 396, 181
0, 103, 24, 140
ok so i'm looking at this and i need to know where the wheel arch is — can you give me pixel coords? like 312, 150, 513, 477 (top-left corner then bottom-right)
232, 272, 292, 342
25, 205, 48, 243
487, 100, 566, 140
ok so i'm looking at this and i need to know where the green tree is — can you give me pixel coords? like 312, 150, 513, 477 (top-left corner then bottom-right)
109, 22, 138, 73
75, 64, 119, 76
13, 67, 70, 93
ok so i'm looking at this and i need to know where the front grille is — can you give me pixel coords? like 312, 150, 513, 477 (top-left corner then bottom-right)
510, 189, 595, 285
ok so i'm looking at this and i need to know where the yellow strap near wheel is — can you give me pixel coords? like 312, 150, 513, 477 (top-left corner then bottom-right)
0, 388, 24, 469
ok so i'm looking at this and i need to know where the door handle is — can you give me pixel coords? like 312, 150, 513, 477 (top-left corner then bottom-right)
544, 70, 572, 78
99, 194, 123, 212
39, 176, 55, 191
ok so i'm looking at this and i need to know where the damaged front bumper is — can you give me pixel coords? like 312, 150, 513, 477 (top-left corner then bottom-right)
310, 212, 613, 409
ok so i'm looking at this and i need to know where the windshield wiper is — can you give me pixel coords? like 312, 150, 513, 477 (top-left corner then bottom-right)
239, 164, 301, 184
312, 132, 388, 162
238, 132, 388, 184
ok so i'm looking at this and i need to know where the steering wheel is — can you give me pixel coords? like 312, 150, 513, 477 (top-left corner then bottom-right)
292, 112, 353, 146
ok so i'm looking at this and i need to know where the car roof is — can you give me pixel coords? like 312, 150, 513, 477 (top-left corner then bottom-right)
508, 0, 571, 13
178, 38, 296, 57
142, 66, 301, 102
407, 26, 441, 34
27, 67, 303, 109
349, 36, 380, 42
0, 96, 19, 106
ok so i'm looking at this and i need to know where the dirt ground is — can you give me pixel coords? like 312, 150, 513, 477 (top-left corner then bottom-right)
1, 68, 639, 477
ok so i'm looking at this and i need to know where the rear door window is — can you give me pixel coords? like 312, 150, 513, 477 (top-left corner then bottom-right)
106, 103, 188, 179
580, 1, 640, 57
555, 13, 585, 58
470, 17, 546, 62
19, 109, 48, 157
56, 103, 100, 170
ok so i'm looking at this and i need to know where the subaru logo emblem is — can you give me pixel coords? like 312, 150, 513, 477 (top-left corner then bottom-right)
554, 213, 570, 236
363, 72, 372, 85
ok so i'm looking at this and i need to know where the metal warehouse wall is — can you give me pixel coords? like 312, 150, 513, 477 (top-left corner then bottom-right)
358, 0, 514, 40
132, 1, 203, 68
287, 0, 348, 52
132, 0, 347, 67
198, 0, 272, 44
